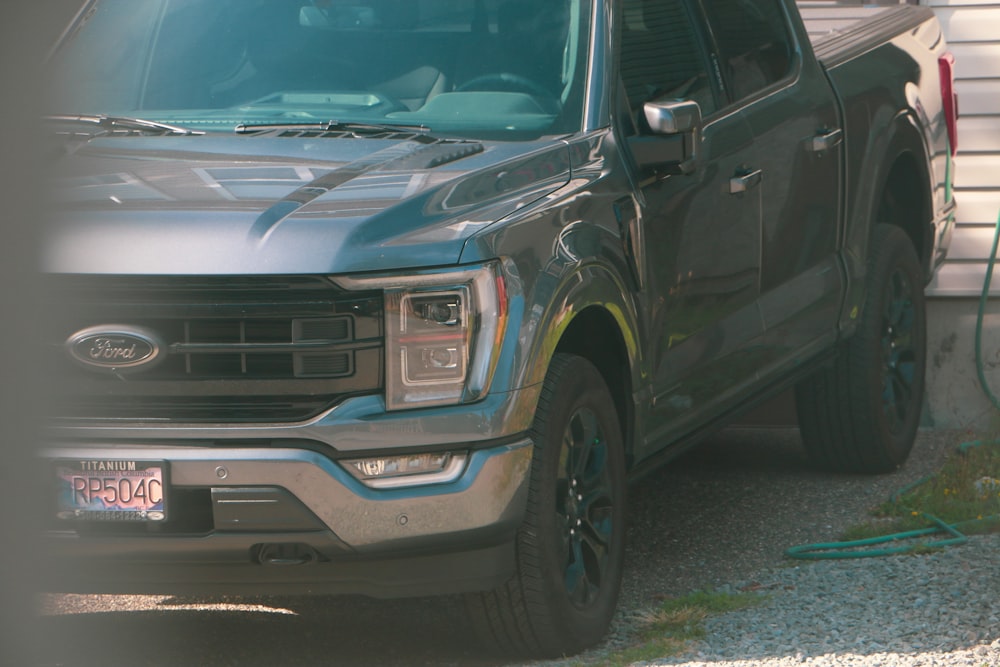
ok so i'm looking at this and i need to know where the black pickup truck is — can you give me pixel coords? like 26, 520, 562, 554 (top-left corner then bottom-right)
41, 0, 957, 656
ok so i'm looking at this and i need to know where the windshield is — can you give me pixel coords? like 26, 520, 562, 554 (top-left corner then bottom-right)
46, 0, 591, 139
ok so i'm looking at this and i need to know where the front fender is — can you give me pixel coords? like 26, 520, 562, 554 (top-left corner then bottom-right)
483, 237, 643, 439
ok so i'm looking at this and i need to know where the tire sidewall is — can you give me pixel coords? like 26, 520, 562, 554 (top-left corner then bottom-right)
856, 224, 927, 467
527, 354, 627, 652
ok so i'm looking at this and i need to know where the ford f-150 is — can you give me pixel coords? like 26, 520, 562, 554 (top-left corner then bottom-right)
40, 0, 958, 656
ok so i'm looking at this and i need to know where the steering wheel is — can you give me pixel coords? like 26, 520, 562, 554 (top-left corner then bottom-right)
457, 73, 554, 100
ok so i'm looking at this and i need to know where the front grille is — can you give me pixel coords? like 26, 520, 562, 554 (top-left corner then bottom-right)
47, 275, 384, 423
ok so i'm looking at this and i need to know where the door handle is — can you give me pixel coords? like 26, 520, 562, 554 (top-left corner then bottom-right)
729, 168, 763, 194
810, 128, 843, 153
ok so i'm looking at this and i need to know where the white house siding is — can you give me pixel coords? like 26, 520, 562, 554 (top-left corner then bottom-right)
924, 0, 1000, 297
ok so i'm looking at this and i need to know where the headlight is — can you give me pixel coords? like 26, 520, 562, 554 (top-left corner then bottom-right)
335, 261, 507, 411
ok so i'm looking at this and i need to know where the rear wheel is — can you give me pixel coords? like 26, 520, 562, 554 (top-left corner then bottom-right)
796, 223, 926, 473
467, 353, 626, 657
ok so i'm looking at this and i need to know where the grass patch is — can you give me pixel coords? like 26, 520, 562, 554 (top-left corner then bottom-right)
842, 439, 1000, 543
565, 590, 766, 667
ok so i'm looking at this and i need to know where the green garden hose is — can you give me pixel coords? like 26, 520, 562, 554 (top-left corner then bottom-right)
786, 440, 999, 560
784, 516, 967, 560
975, 210, 1000, 412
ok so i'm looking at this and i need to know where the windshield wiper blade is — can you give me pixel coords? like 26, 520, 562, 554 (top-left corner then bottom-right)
234, 120, 432, 135
44, 114, 204, 136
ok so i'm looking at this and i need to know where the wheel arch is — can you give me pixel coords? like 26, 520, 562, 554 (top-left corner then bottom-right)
521, 262, 641, 467
875, 152, 934, 277
841, 112, 935, 330
858, 113, 935, 278
554, 305, 634, 463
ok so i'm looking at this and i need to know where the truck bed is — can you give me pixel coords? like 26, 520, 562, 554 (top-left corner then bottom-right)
797, 2, 939, 68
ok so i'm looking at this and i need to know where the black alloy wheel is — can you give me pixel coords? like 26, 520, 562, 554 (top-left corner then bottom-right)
468, 353, 626, 657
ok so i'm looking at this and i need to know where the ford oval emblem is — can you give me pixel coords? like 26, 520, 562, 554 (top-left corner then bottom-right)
66, 325, 164, 372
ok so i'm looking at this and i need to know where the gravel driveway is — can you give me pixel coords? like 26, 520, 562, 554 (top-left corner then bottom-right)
650, 532, 1000, 667
33, 426, 999, 667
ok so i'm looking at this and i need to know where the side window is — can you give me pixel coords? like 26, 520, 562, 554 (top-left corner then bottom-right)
702, 0, 793, 102
619, 0, 718, 123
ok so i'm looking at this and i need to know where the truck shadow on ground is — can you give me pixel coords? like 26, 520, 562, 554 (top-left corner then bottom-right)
36, 594, 499, 667
34, 428, 961, 667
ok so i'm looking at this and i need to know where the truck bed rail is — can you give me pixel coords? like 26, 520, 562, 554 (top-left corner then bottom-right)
798, 3, 939, 68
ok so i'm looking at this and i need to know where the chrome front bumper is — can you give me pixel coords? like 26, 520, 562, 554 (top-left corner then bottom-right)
40, 438, 533, 596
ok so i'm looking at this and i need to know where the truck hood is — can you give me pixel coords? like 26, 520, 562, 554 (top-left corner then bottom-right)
42, 132, 572, 275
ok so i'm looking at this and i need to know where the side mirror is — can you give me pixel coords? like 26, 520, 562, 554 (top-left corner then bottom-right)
628, 100, 703, 176
643, 99, 702, 135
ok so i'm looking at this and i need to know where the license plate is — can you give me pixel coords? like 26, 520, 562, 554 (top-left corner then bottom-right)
54, 459, 167, 522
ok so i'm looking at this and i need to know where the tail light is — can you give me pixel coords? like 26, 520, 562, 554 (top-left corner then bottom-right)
938, 52, 959, 157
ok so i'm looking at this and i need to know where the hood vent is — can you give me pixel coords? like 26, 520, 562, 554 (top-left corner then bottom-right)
249, 137, 484, 239
389, 141, 484, 170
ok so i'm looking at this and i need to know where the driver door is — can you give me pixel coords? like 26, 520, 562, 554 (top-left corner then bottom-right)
619, 0, 766, 455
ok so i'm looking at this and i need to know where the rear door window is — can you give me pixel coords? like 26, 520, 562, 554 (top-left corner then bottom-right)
702, 0, 794, 102
619, 0, 719, 120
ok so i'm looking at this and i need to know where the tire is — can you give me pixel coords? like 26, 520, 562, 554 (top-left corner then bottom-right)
467, 354, 626, 658
795, 223, 927, 473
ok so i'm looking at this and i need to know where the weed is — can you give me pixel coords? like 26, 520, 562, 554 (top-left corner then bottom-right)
568, 591, 766, 667
844, 439, 1000, 541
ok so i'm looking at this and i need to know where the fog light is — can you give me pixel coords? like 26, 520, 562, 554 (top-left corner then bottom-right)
341, 452, 467, 489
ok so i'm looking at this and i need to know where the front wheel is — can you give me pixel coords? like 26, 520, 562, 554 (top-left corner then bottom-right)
796, 224, 927, 473
467, 354, 626, 658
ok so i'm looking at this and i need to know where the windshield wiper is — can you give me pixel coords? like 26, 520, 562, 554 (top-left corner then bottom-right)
234, 120, 433, 136
44, 114, 204, 136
